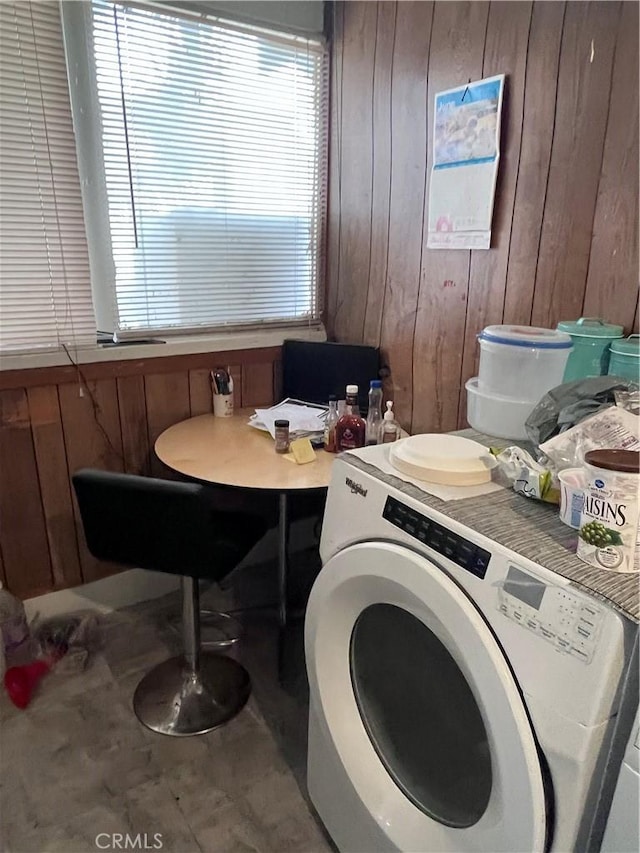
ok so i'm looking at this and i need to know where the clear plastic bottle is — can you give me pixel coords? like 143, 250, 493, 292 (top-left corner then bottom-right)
336, 385, 366, 451
324, 394, 339, 452
0, 581, 30, 666
366, 380, 383, 446
380, 401, 400, 444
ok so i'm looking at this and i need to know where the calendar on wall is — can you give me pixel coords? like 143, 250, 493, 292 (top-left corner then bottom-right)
427, 74, 505, 250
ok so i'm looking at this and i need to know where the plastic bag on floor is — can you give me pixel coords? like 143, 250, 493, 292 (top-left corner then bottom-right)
32, 610, 102, 674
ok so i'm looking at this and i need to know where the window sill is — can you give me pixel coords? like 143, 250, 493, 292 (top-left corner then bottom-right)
0, 325, 327, 372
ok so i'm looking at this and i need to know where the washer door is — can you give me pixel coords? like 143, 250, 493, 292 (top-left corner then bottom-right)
305, 542, 548, 853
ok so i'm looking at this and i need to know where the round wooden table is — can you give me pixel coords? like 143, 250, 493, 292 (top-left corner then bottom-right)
155, 411, 335, 631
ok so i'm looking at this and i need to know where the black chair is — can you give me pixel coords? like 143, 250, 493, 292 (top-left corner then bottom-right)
282, 339, 380, 412
72, 470, 267, 737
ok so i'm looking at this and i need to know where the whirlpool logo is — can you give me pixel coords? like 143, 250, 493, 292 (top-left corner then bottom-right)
345, 477, 368, 498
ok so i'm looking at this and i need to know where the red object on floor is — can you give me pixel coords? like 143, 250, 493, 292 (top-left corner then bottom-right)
4, 660, 50, 709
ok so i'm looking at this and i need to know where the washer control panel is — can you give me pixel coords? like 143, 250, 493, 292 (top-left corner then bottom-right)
498, 565, 602, 664
382, 496, 491, 578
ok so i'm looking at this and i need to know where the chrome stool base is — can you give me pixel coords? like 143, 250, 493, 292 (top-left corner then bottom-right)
133, 653, 251, 737
168, 609, 242, 651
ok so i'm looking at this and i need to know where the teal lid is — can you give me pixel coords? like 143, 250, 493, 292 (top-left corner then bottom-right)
557, 317, 624, 338
610, 334, 640, 357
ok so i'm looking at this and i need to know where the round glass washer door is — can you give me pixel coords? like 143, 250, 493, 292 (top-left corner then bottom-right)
305, 541, 548, 853
350, 602, 492, 828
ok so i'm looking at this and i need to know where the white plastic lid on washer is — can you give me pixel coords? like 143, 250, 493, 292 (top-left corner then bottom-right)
479, 325, 573, 349
389, 434, 497, 486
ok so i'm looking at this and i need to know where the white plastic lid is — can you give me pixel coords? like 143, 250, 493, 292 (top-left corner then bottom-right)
346, 384, 358, 395
384, 401, 394, 421
479, 325, 573, 349
392, 434, 497, 474
389, 434, 497, 485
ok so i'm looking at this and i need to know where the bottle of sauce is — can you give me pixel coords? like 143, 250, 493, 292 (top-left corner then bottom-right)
324, 394, 339, 452
336, 385, 366, 451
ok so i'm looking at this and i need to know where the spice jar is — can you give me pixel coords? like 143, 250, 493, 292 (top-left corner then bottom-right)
274, 419, 290, 453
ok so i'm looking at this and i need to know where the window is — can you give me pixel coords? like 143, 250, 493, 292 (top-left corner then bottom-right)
65, 0, 328, 338
0, 2, 96, 354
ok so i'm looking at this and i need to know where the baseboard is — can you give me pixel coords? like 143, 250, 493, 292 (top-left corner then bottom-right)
24, 569, 180, 621
24, 516, 319, 620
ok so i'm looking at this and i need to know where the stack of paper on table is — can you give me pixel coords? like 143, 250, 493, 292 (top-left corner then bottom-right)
249, 399, 328, 440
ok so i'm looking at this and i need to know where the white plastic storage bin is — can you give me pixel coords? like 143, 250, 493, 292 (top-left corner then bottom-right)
465, 378, 536, 440
478, 325, 573, 401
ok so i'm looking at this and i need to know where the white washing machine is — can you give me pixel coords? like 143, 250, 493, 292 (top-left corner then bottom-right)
305, 450, 636, 853
601, 706, 640, 853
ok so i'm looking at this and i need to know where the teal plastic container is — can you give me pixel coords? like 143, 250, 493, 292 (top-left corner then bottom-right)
557, 317, 624, 381
608, 335, 640, 382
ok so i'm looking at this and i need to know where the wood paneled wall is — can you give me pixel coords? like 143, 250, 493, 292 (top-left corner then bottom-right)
0, 348, 279, 598
326, 0, 639, 433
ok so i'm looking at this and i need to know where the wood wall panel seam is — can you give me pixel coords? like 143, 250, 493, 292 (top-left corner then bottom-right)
457, 1, 534, 428
581, 1, 639, 329
27, 385, 83, 588
579, 1, 624, 312
325, 1, 345, 336
455, 0, 496, 429
370, 0, 398, 354
362, 1, 381, 345
144, 371, 192, 478
58, 379, 125, 583
502, 1, 566, 327
412, 0, 490, 435
333, 0, 378, 344
0, 388, 55, 596
362, 0, 396, 349
117, 374, 151, 476
380, 0, 434, 430
531, 1, 621, 326
409, 0, 437, 429
526, 1, 567, 325
497, 3, 536, 326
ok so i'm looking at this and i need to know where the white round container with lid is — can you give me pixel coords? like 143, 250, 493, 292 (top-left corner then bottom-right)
577, 449, 640, 573
465, 377, 536, 440
477, 325, 573, 400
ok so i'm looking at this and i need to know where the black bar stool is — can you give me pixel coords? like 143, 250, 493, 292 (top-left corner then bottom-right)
72, 470, 267, 737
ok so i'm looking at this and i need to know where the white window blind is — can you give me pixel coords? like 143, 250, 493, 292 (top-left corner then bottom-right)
0, 2, 96, 354
75, 0, 327, 336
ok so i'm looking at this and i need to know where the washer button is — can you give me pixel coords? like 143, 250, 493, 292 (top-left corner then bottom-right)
570, 646, 590, 662
443, 534, 457, 558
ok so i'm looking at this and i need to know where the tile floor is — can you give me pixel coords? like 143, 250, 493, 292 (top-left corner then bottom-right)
0, 566, 335, 853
